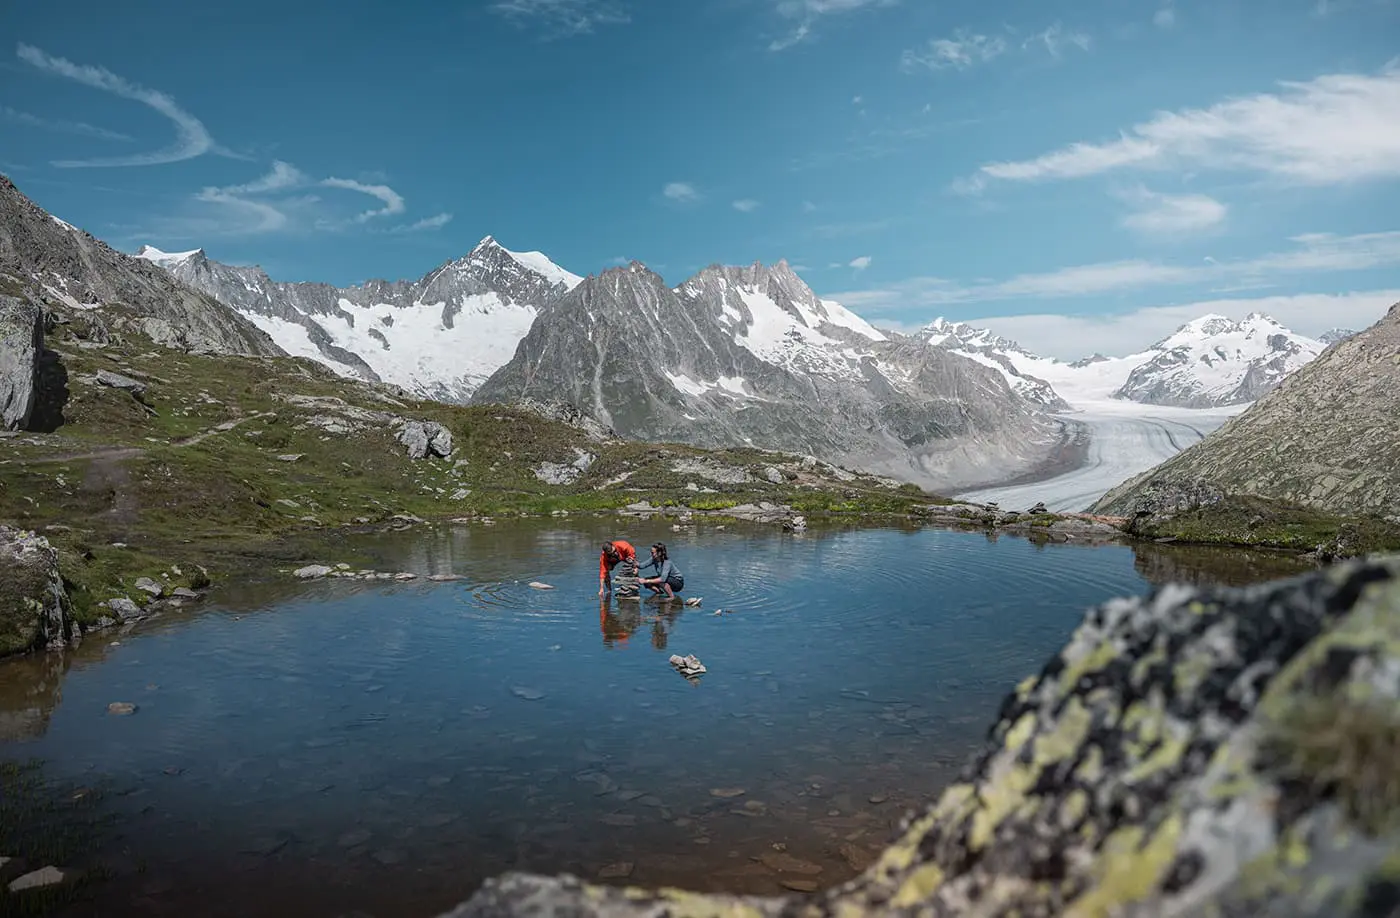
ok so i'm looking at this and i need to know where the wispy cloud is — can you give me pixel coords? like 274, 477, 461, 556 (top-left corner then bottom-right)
222, 160, 307, 195
902, 21, 1088, 74
1153, 5, 1176, 28
848, 255, 873, 270
900, 30, 1007, 71
1117, 187, 1227, 235
769, 0, 898, 51
732, 198, 761, 212
388, 212, 454, 234
1022, 22, 1091, 57
321, 177, 407, 223
802, 200, 819, 213
1, 105, 132, 142
961, 64, 1400, 191
16, 43, 222, 168
933, 290, 1400, 360
489, 0, 629, 38
663, 182, 700, 203
829, 230, 1400, 311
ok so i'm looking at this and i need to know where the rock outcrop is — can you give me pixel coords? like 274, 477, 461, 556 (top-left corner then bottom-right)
441, 556, 1400, 918
1093, 302, 1400, 521
0, 526, 76, 657
0, 294, 41, 430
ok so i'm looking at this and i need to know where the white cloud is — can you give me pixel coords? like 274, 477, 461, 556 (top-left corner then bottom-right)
17, 43, 218, 168
849, 255, 873, 270
966, 64, 1400, 188
321, 177, 406, 223
828, 230, 1400, 310
961, 290, 1400, 359
852, 94, 863, 105
901, 31, 1007, 71
191, 188, 290, 234
1118, 187, 1227, 235
488, 0, 629, 37
1, 105, 132, 142
1022, 22, 1092, 57
663, 182, 700, 203
388, 213, 454, 234
802, 200, 819, 213
1153, 6, 1176, 27
769, 0, 898, 51
732, 198, 761, 212
221, 160, 307, 195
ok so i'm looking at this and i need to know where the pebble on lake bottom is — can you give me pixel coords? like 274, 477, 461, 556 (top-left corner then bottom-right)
710, 787, 745, 798
8, 866, 65, 892
781, 879, 820, 893
511, 686, 546, 701
597, 862, 634, 879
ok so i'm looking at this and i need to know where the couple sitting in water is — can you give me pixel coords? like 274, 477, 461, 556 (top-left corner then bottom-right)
598, 540, 684, 600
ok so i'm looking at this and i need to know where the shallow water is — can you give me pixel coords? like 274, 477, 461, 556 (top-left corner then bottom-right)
0, 519, 1314, 917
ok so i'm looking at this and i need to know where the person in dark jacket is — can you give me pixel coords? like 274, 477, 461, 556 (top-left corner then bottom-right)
638, 542, 684, 599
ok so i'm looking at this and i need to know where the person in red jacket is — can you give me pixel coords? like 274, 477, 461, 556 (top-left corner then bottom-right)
599, 540, 639, 599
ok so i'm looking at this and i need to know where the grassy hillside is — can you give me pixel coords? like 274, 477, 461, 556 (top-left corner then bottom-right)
1, 321, 941, 625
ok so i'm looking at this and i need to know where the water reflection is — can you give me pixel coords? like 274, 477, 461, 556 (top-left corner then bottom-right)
0, 519, 1326, 917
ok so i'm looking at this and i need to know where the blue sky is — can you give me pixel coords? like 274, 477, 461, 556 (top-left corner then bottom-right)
3, 0, 1399, 357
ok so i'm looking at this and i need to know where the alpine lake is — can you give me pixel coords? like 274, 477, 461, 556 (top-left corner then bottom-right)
0, 516, 1317, 918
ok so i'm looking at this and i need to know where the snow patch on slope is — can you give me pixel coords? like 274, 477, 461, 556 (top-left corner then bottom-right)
501, 245, 584, 289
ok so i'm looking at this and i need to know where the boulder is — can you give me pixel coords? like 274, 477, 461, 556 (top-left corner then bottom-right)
133, 576, 163, 598
0, 295, 41, 431
294, 565, 333, 580
94, 369, 148, 396
439, 556, 1400, 918
0, 526, 75, 657
397, 420, 453, 460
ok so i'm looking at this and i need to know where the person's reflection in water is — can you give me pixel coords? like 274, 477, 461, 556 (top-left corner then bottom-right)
599, 599, 644, 647
645, 598, 684, 651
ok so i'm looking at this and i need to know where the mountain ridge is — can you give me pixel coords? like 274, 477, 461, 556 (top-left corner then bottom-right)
473, 259, 1069, 492
1092, 301, 1400, 520
135, 235, 582, 402
0, 175, 281, 358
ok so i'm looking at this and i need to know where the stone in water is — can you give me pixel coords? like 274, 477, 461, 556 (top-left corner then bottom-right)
108, 702, 137, 716
528, 581, 555, 590
511, 686, 546, 701
8, 866, 65, 892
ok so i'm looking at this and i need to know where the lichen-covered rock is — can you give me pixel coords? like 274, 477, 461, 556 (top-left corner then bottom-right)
0, 526, 76, 657
0, 294, 42, 431
440, 556, 1400, 918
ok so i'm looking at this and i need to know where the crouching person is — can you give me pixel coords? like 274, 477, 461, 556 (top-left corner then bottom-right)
639, 542, 684, 599
600, 540, 641, 599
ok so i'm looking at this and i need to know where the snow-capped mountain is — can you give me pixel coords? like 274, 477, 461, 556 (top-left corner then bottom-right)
918, 318, 1070, 410
136, 236, 582, 402
1113, 313, 1324, 408
473, 260, 1067, 492
1319, 327, 1358, 346
0, 176, 278, 357
915, 313, 1327, 410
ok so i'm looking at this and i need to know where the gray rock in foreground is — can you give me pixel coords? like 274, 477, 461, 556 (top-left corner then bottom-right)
439, 556, 1400, 918
0, 294, 41, 431
0, 526, 76, 656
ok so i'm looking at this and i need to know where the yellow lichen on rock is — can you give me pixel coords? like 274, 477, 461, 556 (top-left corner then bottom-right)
1065, 813, 1184, 918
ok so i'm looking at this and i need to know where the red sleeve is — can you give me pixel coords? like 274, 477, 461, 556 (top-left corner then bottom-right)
599, 552, 608, 580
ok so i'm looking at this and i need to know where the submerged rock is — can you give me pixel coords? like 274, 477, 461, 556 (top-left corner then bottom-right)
0, 526, 76, 657
7, 866, 65, 892
439, 556, 1400, 918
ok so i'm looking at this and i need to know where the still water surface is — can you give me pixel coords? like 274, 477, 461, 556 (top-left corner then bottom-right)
0, 519, 1313, 917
